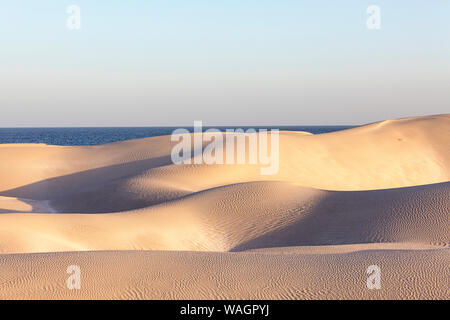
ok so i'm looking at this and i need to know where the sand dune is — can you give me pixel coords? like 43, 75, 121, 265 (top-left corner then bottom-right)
0, 114, 448, 299
0, 114, 449, 205
0, 248, 448, 300
0, 181, 448, 254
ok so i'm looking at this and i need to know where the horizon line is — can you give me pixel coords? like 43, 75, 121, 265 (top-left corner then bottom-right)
0, 124, 358, 129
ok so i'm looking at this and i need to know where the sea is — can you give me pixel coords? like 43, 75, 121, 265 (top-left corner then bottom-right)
0, 126, 354, 146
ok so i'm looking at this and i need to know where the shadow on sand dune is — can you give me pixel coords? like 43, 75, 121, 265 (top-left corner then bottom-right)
0, 154, 189, 213
229, 182, 450, 251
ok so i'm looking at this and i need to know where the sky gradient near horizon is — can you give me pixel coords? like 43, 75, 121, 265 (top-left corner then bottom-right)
1, 0, 449, 126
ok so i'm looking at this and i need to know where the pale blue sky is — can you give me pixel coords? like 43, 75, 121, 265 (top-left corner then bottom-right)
1, 1, 449, 126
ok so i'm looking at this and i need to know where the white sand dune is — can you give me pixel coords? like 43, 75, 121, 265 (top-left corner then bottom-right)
0, 114, 449, 206
0, 114, 448, 299
0, 248, 448, 300
0, 181, 448, 254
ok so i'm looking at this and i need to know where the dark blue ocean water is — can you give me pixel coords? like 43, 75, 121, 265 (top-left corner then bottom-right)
0, 126, 354, 146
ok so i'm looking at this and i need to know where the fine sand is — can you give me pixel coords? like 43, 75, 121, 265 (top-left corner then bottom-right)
0, 114, 448, 299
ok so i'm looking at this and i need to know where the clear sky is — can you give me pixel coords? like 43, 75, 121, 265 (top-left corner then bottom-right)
1, 0, 449, 126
